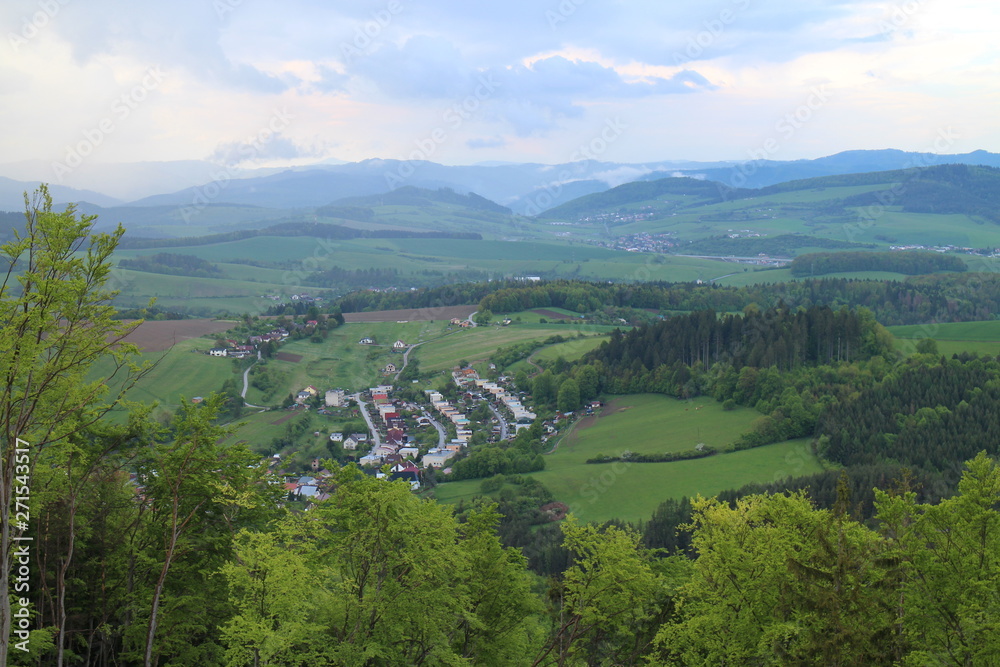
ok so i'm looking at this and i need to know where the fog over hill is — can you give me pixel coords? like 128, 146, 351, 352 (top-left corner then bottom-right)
1, 149, 998, 217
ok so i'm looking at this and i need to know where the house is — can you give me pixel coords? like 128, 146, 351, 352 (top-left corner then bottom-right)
209, 348, 228, 357
389, 462, 421, 489
393, 339, 407, 350
325, 389, 346, 407
329, 432, 344, 442
302, 386, 319, 397
359, 337, 375, 345
295, 391, 312, 404
383, 363, 397, 374
421, 448, 457, 468
386, 427, 405, 443
359, 453, 382, 466
351, 433, 369, 444
343, 436, 361, 450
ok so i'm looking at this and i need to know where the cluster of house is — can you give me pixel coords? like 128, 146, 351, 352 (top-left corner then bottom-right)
289, 294, 322, 302
453, 368, 537, 429
349, 387, 424, 486
281, 458, 421, 502
209, 328, 289, 359
420, 386, 479, 469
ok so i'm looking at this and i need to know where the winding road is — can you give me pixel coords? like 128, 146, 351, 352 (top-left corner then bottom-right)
240, 350, 268, 410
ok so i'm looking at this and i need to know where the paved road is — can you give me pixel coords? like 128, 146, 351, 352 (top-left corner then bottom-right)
240, 351, 268, 410
421, 409, 447, 448
352, 393, 382, 448
486, 401, 509, 440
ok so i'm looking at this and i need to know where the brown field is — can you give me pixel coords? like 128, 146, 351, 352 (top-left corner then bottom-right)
531, 309, 575, 320
271, 413, 297, 426
119, 319, 237, 352
275, 352, 303, 362
343, 305, 477, 323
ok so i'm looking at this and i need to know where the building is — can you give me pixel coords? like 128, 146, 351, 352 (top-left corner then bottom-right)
325, 389, 346, 407
209, 348, 227, 357
421, 448, 457, 468
393, 339, 407, 350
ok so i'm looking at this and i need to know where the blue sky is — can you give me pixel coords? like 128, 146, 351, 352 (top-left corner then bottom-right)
1, 0, 997, 169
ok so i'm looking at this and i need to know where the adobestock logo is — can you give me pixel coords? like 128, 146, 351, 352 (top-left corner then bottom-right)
51, 67, 166, 181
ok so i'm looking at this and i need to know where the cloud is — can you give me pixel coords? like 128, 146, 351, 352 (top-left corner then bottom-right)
30, 0, 290, 93
467, 136, 508, 149
592, 166, 653, 187
209, 133, 321, 166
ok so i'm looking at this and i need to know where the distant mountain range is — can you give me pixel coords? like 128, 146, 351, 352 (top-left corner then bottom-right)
1, 149, 998, 225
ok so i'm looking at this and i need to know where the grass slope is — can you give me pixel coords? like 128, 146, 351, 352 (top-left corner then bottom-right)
87, 337, 242, 421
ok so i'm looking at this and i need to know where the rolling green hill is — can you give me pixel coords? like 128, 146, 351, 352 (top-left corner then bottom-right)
534, 164, 1000, 255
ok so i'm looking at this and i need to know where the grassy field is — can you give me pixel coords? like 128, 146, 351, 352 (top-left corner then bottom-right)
219, 407, 362, 459
889, 320, 1000, 357
559, 394, 760, 457
434, 394, 823, 523
530, 336, 609, 364
87, 336, 243, 421
435, 438, 821, 524
244, 320, 450, 405
414, 324, 611, 372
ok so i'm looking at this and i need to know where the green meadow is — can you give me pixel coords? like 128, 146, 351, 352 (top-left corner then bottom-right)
87, 337, 242, 422
434, 394, 823, 524
889, 320, 1000, 357
414, 324, 611, 372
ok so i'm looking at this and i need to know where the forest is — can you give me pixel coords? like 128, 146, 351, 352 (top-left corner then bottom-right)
788, 250, 967, 276
117, 252, 224, 278
471, 273, 1000, 326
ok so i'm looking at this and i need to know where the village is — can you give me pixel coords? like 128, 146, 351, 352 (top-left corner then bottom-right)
201, 316, 543, 507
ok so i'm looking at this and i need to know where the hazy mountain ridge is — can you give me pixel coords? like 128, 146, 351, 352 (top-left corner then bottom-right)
4, 149, 997, 216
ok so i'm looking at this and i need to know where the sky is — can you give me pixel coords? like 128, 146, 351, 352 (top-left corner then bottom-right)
1, 0, 998, 173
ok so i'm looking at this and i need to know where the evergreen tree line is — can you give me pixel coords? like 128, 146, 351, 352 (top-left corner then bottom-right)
117, 252, 224, 278
476, 274, 1000, 325
789, 250, 967, 276
818, 353, 1000, 477
588, 305, 879, 372
301, 266, 401, 289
